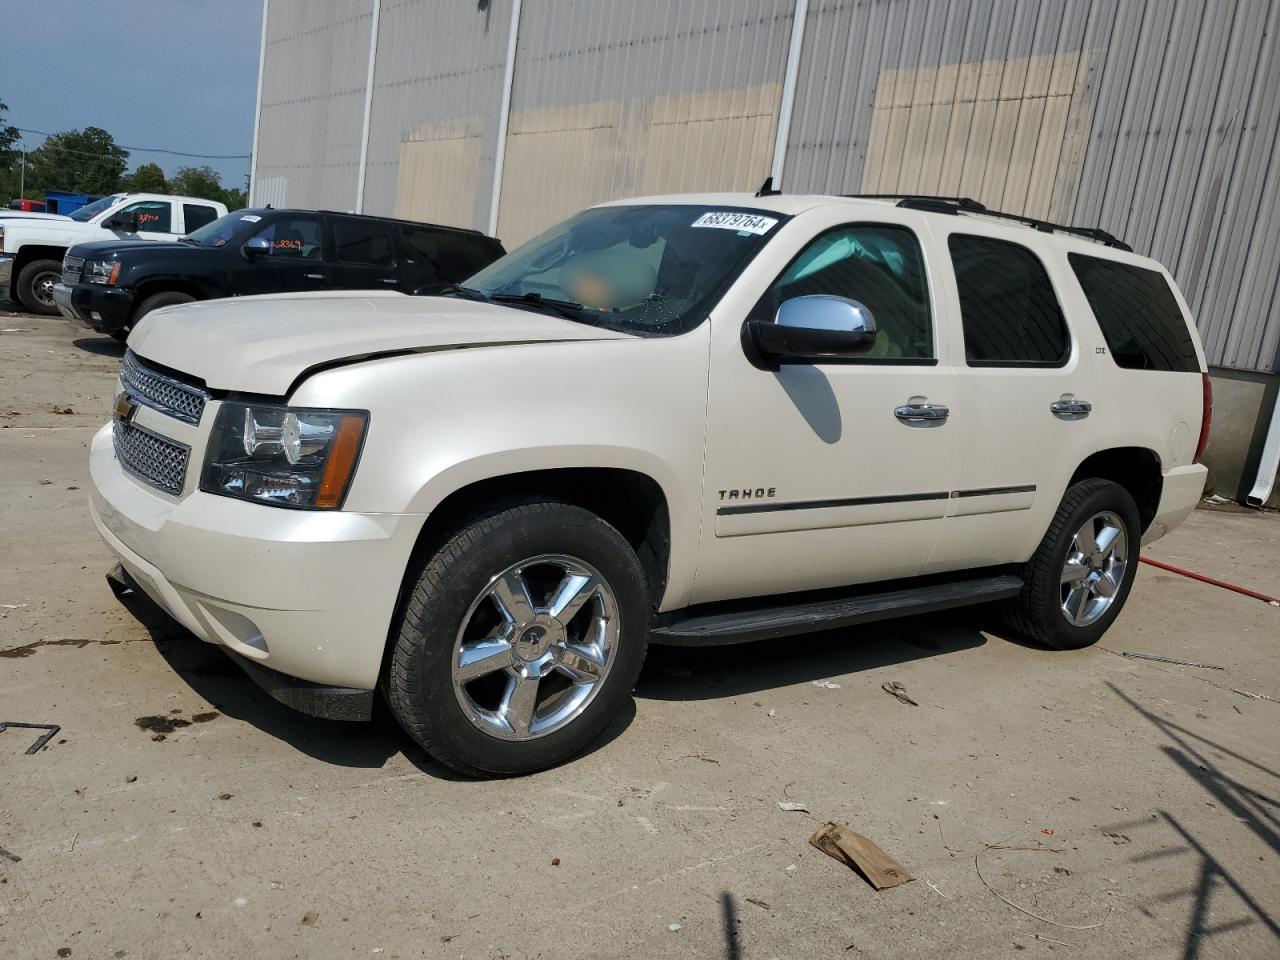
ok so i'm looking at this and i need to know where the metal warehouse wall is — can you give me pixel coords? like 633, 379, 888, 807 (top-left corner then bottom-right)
252, 0, 1280, 374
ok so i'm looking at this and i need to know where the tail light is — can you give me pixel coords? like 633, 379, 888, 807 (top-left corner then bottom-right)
1193, 372, 1213, 463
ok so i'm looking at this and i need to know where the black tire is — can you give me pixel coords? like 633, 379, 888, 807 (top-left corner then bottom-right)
15, 258, 61, 315
1007, 479, 1141, 650
134, 290, 195, 324
387, 500, 651, 777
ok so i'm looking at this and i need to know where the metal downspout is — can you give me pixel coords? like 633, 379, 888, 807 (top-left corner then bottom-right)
770, 0, 810, 186
488, 0, 523, 237
1245, 388, 1280, 507
248, 0, 269, 206
355, 0, 382, 214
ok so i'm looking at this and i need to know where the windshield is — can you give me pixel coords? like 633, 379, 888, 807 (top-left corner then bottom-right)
463, 204, 784, 335
70, 195, 124, 222
184, 209, 261, 247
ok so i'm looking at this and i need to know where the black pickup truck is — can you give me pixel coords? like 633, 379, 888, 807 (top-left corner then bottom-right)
53, 208, 505, 340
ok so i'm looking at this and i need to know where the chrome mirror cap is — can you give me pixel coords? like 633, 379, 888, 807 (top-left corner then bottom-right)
775, 295, 877, 336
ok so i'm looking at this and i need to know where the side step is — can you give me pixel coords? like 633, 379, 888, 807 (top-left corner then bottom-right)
651, 574, 1023, 646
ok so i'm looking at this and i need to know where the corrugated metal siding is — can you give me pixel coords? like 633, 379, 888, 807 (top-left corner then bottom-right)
784, 0, 1280, 373
253, 0, 1279, 372
255, 0, 373, 210
496, 0, 796, 243
362, 0, 512, 228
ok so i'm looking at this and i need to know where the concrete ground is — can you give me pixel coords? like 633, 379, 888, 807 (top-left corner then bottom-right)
1, 304, 1277, 960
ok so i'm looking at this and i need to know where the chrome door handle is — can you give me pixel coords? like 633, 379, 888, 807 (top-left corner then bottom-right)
894, 402, 949, 423
379, 277, 398, 284
304, 273, 324, 280
1050, 399, 1092, 419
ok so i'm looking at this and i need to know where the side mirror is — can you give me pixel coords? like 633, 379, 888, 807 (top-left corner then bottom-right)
243, 236, 271, 258
106, 211, 138, 234
744, 295, 878, 369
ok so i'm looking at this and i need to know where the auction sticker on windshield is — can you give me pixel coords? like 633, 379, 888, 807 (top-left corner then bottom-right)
691, 211, 778, 235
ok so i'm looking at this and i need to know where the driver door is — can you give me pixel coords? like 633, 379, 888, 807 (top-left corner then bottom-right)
230, 213, 329, 296
105, 199, 181, 241
692, 212, 958, 605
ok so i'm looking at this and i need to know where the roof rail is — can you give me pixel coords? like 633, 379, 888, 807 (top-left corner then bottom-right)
841, 193, 1132, 251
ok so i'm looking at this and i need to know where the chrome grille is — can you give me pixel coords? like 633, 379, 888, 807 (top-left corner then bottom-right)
120, 351, 208, 425
113, 419, 189, 496
62, 255, 84, 285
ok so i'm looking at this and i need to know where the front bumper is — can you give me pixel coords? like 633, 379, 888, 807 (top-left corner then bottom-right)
89, 421, 424, 695
0, 253, 12, 291
53, 281, 134, 333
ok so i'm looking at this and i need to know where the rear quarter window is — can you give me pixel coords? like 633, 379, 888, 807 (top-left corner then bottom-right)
1068, 253, 1199, 372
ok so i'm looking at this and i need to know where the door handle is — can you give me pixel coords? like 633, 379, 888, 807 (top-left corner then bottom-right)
894, 402, 949, 424
304, 273, 324, 280
379, 278, 398, 284
1050, 399, 1092, 420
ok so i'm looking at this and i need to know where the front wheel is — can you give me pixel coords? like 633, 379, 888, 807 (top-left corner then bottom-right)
15, 259, 61, 315
1007, 478, 1141, 650
386, 501, 651, 776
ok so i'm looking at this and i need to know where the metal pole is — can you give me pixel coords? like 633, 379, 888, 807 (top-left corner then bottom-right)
355, 0, 382, 214
248, 0, 269, 206
770, 0, 809, 187
488, 0, 522, 237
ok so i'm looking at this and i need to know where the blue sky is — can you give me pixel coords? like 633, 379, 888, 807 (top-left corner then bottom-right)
3, 0, 263, 188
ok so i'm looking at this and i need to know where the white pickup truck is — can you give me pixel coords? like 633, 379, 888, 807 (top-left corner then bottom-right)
90, 191, 1210, 776
0, 193, 228, 314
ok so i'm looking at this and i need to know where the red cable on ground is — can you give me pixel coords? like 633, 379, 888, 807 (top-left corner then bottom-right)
1139, 555, 1280, 605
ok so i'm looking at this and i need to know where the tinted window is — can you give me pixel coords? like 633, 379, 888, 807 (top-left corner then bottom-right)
400, 226, 499, 289
119, 200, 171, 234
183, 203, 219, 232
252, 215, 323, 259
949, 235, 1069, 366
1069, 253, 1198, 372
333, 218, 395, 266
751, 223, 933, 361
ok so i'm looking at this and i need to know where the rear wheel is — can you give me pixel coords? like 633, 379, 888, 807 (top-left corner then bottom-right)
387, 501, 650, 777
1007, 479, 1140, 650
15, 259, 61, 315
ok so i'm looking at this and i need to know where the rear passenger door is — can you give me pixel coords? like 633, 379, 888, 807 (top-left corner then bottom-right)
180, 202, 221, 235
927, 232, 1098, 574
327, 217, 399, 291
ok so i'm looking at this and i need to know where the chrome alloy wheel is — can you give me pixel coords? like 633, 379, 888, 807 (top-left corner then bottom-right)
1060, 510, 1129, 627
32, 268, 59, 309
451, 554, 619, 741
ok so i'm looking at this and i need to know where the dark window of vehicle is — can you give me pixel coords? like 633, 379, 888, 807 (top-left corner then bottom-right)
400, 226, 499, 290
118, 200, 172, 234
949, 234, 1070, 366
750, 224, 933, 361
333, 218, 396, 266
252, 216, 323, 260
187, 210, 259, 248
71, 194, 125, 222
183, 203, 218, 232
1068, 253, 1198, 372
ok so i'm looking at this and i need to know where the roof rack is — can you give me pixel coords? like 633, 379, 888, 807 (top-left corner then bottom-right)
842, 193, 1132, 251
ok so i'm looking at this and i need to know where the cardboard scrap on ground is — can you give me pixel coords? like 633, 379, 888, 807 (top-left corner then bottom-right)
809, 821, 914, 890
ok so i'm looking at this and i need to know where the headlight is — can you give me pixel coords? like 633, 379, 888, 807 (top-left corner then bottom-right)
199, 402, 368, 509
86, 259, 121, 285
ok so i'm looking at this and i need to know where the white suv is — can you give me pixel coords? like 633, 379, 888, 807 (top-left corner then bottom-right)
89, 191, 1211, 775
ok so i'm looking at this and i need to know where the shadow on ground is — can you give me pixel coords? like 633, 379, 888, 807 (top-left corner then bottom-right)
73, 336, 126, 357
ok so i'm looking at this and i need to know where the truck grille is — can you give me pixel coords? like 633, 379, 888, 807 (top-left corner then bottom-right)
62, 255, 84, 285
120, 351, 208, 425
113, 418, 190, 496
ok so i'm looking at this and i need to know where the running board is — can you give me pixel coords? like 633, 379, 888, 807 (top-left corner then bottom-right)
651, 574, 1023, 646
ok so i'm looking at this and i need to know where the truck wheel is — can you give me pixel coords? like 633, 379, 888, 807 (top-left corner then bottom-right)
387, 501, 651, 777
1007, 479, 1141, 650
134, 291, 195, 324
15, 259, 61, 315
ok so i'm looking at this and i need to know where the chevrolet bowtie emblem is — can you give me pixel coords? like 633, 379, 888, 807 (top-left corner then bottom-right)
114, 391, 138, 422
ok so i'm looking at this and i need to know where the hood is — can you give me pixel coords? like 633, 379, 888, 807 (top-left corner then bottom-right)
128, 291, 633, 395
0, 210, 71, 222
69, 238, 195, 260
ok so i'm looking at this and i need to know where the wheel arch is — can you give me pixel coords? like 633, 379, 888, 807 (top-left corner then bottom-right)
13, 244, 67, 275
1069, 446, 1163, 532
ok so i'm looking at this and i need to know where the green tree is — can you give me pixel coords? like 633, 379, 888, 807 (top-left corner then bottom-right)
169, 165, 226, 202
25, 127, 129, 195
122, 161, 168, 194
0, 99, 22, 201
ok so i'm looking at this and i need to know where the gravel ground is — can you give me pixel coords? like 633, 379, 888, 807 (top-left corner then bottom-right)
1, 305, 1277, 960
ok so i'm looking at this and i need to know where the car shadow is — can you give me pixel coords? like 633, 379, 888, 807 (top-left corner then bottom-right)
110, 581, 634, 779
73, 335, 126, 357
638, 610, 989, 701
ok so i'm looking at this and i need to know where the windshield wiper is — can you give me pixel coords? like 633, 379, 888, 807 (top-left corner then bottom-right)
490, 291, 588, 323
176, 236, 199, 245
430, 283, 490, 301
